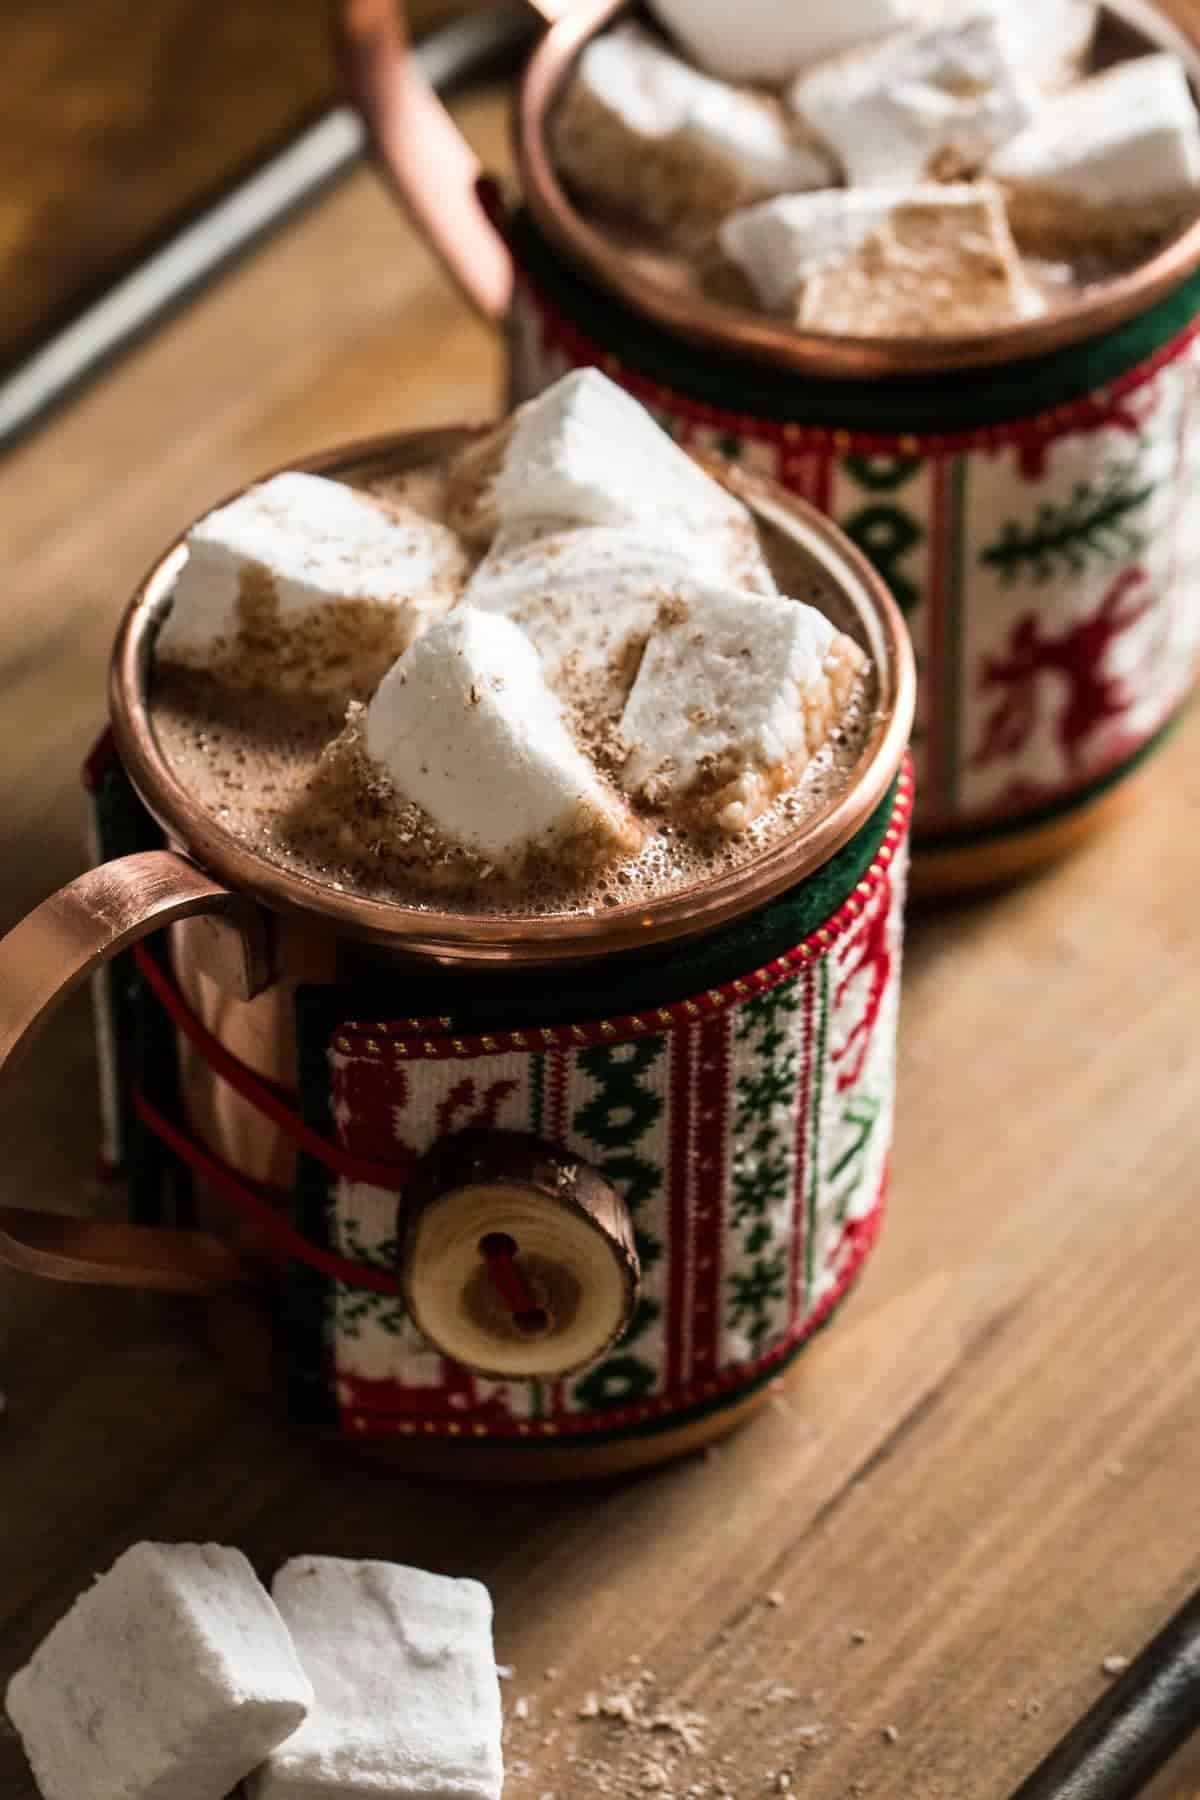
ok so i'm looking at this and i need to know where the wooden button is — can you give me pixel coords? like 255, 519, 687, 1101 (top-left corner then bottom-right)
399, 1131, 639, 1380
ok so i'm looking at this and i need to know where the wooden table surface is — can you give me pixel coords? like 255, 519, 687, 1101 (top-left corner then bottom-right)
0, 0, 468, 374
4, 86, 1200, 1800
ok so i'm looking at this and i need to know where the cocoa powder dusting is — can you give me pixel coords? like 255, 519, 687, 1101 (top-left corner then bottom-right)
149, 464, 878, 919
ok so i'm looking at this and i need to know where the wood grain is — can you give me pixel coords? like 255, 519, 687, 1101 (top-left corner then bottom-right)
0, 0, 468, 374
4, 81, 1200, 1800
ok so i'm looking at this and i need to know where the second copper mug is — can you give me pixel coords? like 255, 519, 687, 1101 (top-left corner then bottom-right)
338, 0, 1200, 893
0, 428, 914, 1480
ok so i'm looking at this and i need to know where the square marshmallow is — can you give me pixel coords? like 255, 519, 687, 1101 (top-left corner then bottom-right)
364, 606, 641, 871
620, 582, 866, 831
250, 1557, 503, 1800
444, 370, 763, 578
789, 12, 1037, 190
461, 503, 776, 713
918, 0, 1097, 94
990, 53, 1200, 257
721, 183, 1041, 334
5, 1542, 312, 1800
646, 0, 916, 83
553, 23, 833, 244
156, 470, 467, 685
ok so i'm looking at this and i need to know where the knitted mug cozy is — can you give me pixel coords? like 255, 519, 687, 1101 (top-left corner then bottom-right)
88, 743, 912, 1452
503, 212, 1200, 858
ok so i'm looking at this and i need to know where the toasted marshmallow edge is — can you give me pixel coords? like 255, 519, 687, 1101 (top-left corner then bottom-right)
155, 469, 464, 679
553, 22, 833, 229
250, 1558, 503, 1800
445, 370, 769, 587
720, 189, 895, 311
646, 0, 916, 84
494, 368, 750, 535
461, 514, 778, 720
5, 1542, 312, 1800
990, 52, 1200, 229
788, 10, 1038, 191
364, 607, 641, 872
619, 583, 867, 832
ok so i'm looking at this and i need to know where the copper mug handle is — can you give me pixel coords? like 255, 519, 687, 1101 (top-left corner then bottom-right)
333, 0, 564, 320
0, 850, 264, 1296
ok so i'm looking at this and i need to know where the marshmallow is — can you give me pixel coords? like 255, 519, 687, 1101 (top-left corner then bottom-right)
789, 12, 1037, 190
364, 607, 641, 871
553, 23, 834, 246
461, 505, 777, 713
445, 370, 762, 578
990, 53, 1200, 257
157, 470, 468, 691
250, 1557, 503, 1800
721, 183, 1043, 334
620, 582, 866, 831
5, 1542, 311, 1800
918, 0, 1097, 93
461, 525, 702, 721
646, 0, 916, 83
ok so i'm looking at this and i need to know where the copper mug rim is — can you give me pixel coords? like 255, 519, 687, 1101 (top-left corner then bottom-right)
512, 0, 1200, 378
109, 423, 915, 969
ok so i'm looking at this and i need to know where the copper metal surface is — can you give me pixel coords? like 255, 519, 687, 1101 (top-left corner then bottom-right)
517, 0, 1200, 376
111, 425, 914, 966
0, 848, 262, 1292
345, 0, 1200, 372
0, 424, 910, 1295
334, 0, 515, 317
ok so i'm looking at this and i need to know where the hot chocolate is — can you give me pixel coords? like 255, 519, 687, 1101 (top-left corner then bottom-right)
149, 374, 878, 921
549, 3, 1200, 337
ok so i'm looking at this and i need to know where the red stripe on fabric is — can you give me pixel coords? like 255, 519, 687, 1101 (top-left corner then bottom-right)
810, 445, 834, 516
665, 1020, 697, 1390
338, 1171, 889, 1439
132, 1092, 400, 1294
133, 943, 416, 1192
790, 961, 817, 1327
689, 1012, 729, 1381
523, 270, 1200, 457
335, 765, 913, 1060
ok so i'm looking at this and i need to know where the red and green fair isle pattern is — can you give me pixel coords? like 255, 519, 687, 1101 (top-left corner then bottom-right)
319, 775, 910, 1443
508, 280, 1200, 843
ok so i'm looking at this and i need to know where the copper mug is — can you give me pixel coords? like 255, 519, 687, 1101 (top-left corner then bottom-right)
338, 0, 1200, 894
0, 427, 914, 1479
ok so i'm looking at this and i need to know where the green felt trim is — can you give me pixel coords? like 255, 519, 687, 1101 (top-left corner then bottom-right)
283, 1020, 343, 1428
92, 758, 189, 1226
913, 710, 1184, 851
293, 775, 898, 1043
510, 210, 1200, 434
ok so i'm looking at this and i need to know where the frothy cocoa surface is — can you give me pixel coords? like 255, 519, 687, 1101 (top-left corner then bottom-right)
149, 464, 878, 921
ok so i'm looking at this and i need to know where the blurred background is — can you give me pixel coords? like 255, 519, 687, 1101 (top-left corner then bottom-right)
2, 0, 465, 380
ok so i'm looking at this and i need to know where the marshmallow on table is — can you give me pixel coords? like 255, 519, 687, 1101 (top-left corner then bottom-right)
990, 53, 1200, 258
156, 470, 468, 691
620, 582, 867, 832
721, 183, 1043, 335
553, 24, 834, 246
646, 0, 917, 83
5, 1542, 311, 1800
446, 369, 765, 579
364, 606, 641, 872
789, 12, 1037, 190
250, 1557, 503, 1800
